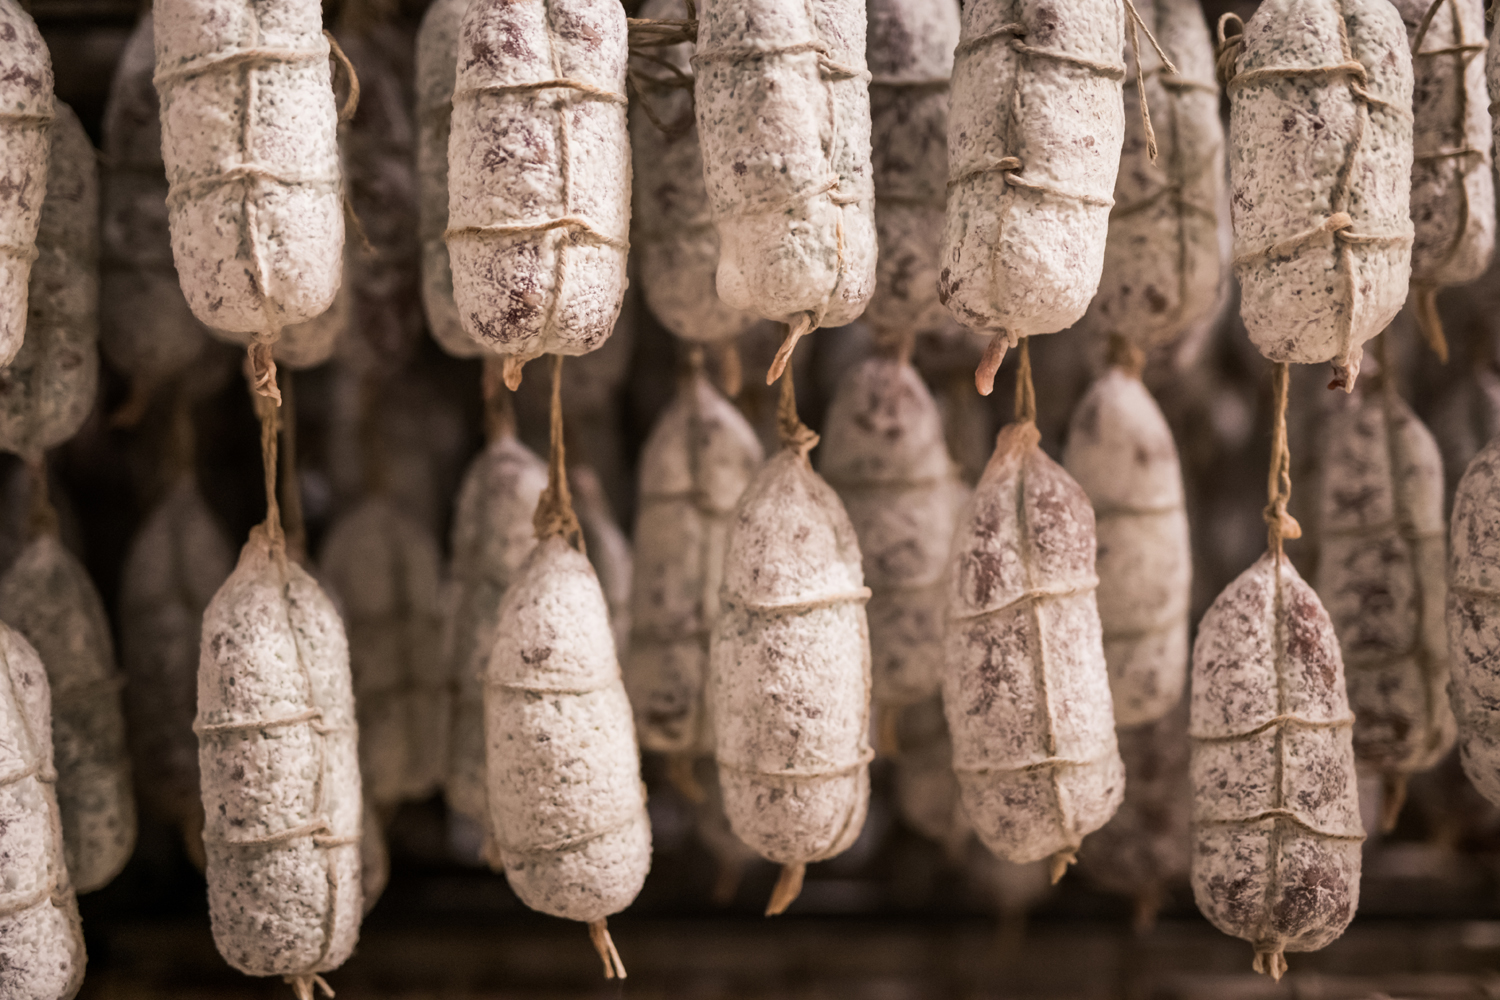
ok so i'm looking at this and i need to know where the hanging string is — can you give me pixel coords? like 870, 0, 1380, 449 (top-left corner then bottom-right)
776, 360, 820, 457
1107, 332, 1146, 378
1264, 362, 1302, 560
279, 370, 307, 562
24, 454, 57, 540
249, 362, 285, 551
716, 340, 742, 398
531, 355, 585, 551
482, 355, 517, 443
1014, 337, 1036, 425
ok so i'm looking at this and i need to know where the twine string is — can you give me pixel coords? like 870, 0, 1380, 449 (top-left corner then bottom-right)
1264, 362, 1302, 559
776, 362, 819, 457
249, 364, 285, 550
1014, 337, 1036, 424
532, 355, 584, 550
25, 454, 58, 540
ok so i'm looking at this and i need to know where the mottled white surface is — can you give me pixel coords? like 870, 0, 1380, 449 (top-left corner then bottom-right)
865, 0, 959, 339
154, 0, 344, 334
1190, 553, 1363, 966
711, 448, 872, 865
626, 370, 762, 754
821, 356, 960, 708
447, 0, 630, 360
1317, 385, 1453, 784
939, 0, 1125, 342
1227, 0, 1413, 386
1076, 0, 1223, 348
693, 0, 876, 329
415, 0, 483, 358
0, 620, 85, 1000
120, 476, 234, 831
630, 0, 759, 345
0, 104, 97, 460
943, 422, 1123, 864
486, 537, 650, 922
1064, 370, 1190, 726
100, 13, 209, 389
320, 495, 446, 810
0, 0, 52, 367
444, 434, 547, 823
1394, 0, 1494, 288
1447, 432, 1500, 805
197, 527, 362, 978
0, 535, 136, 894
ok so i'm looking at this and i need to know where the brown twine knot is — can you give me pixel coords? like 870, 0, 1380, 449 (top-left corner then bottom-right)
247, 337, 282, 405
532, 355, 585, 551
776, 365, 819, 457
1264, 362, 1302, 559
1215, 13, 1245, 90
246, 363, 286, 551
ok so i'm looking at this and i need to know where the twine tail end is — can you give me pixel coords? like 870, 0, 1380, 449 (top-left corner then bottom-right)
976, 332, 1010, 396
283, 973, 334, 1000
248, 342, 283, 406
717, 340, 743, 398
1380, 772, 1409, 834
502, 355, 527, 391
588, 919, 627, 979
765, 862, 806, 916
1253, 948, 1288, 981
767, 315, 813, 385
1048, 849, 1075, 885
1414, 285, 1449, 363
876, 707, 900, 757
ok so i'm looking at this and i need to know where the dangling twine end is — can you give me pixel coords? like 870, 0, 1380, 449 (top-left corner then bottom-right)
325, 30, 360, 122
1413, 285, 1450, 363
247, 341, 283, 406
1380, 772, 1409, 834
1048, 849, 1075, 885
481, 356, 517, 442
876, 707, 901, 757
776, 366, 820, 456
533, 355, 585, 550
717, 340, 743, 398
503, 355, 527, 391
666, 754, 706, 804
767, 314, 814, 385
283, 973, 335, 1000
1253, 947, 1288, 981
588, 919, 627, 979
976, 331, 1013, 396
765, 862, 806, 916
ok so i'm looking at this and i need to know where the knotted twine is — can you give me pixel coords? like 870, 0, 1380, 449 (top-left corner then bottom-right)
532, 355, 585, 553
1264, 362, 1302, 561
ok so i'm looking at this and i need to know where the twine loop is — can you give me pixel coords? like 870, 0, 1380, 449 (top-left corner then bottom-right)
776, 362, 819, 457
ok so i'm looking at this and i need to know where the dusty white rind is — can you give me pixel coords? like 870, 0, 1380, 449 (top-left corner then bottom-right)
939, 0, 1125, 343
444, 434, 548, 823
100, 13, 210, 391
0, 104, 98, 460
415, 0, 482, 359
153, 0, 344, 335
864, 0, 959, 338
1063, 369, 1191, 726
943, 422, 1123, 865
630, 0, 759, 345
1394, 0, 1494, 290
447, 0, 630, 360
1190, 553, 1363, 966
320, 496, 446, 810
1076, 0, 1224, 349
1316, 385, 1454, 785
197, 527, 362, 978
1226, 0, 1413, 387
693, 0, 877, 330
626, 370, 762, 754
485, 536, 650, 922
120, 476, 235, 831
1446, 433, 1500, 806
711, 448, 873, 865
0, 621, 85, 1000
821, 356, 960, 708
0, 535, 136, 895
0, 0, 52, 367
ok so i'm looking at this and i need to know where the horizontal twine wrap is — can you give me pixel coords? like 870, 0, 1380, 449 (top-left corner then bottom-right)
949, 579, 1100, 622
444, 215, 628, 250
0, 242, 40, 263
1232, 211, 1412, 269
451, 77, 627, 104
0, 109, 53, 126
492, 806, 643, 859
152, 39, 331, 87
736, 587, 872, 615
950, 750, 1115, 775
202, 816, 359, 849
718, 745, 875, 781
1190, 712, 1356, 743
1194, 807, 1366, 841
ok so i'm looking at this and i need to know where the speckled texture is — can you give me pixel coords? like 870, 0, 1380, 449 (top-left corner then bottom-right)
573, 466, 632, 652
0, 621, 85, 1000
1491, 16, 1500, 160
939, 0, 1125, 344
947, 423, 1123, 867
710, 447, 872, 866
153, 0, 344, 335
1394, 0, 1494, 289
100, 13, 209, 391
1446, 432, 1500, 806
1076, 0, 1223, 348
865, 0, 958, 338
1076, 703, 1190, 914
319, 495, 445, 810
693, 0, 876, 330
444, 434, 548, 823
446, 0, 630, 361
415, 0, 482, 359
1316, 384, 1454, 789
1063, 369, 1190, 726
196, 526, 362, 979
0, 104, 97, 460
0, 535, 136, 895
1189, 553, 1363, 973
120, 476, 234, 832
1227, 0, 1413, 387
626, 370, 762, 754
630, 0, 759, 345
0, 0, 52, 367
821, 356, 961, 708
485, 536, 650, 922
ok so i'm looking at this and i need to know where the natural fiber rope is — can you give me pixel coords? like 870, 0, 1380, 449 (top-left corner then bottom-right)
250, 367, 285, 549
717, 746, 876, 781
949, 579, 1101, 621
25, 455, 58, 540
532, 355, 585, 551
451, 77, 628, 104
1264, 362, 1302, 560
0, 109, 53, 126
1190, 711, 1355, 743
0, 243, 39, 263
444, 215, 629, 249
1015, 337, 1037, 424
776, 362, 820, 456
